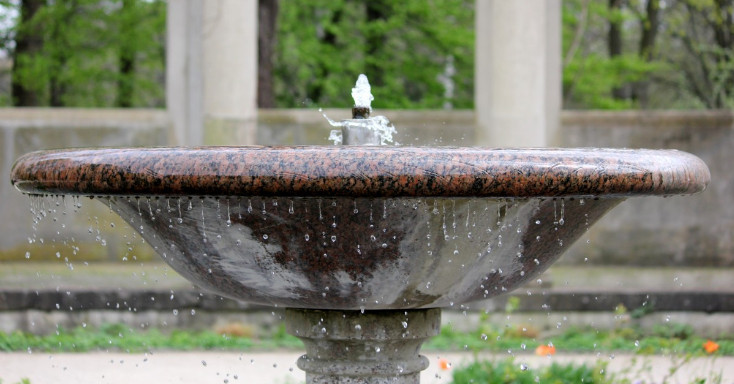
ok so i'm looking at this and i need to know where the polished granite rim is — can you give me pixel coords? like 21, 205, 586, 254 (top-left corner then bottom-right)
11, 146, 710, 198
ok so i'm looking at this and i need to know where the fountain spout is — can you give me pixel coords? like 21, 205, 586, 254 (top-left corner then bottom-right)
327, 74, 396, 145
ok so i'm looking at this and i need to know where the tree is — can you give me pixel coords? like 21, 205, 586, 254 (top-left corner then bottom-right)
608, 0, 627, 100
273, 0, 474, 109
668, 0, 734, 108
258, 0, 279, 108
7, 0, 165, 108
562, 0, 662, 109
11, 0, 44, 106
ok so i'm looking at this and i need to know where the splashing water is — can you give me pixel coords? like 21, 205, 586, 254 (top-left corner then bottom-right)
352, 74, 374, 110
323, 74, 397, 146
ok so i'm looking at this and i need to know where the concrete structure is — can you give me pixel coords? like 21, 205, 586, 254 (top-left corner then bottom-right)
474, 0, 562, 147
166, 0, 257, 146
286, 309, 441, 383
0, 109, 167, 263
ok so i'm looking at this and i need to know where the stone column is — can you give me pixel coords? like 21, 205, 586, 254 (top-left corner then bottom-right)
286, 308, 441, 384
474, 0, 561, 147
166, 0, 258, 146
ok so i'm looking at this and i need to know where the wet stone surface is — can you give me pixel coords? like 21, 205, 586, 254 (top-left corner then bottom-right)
103, 196, 621, 310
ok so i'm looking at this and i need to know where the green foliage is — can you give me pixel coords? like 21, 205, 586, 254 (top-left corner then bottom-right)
451, 358, 611, 384
0, 321, 732, 358
8, 0, 165, 107
2, 1, 734, 109
561, 0, 665, 109
423, 322, 734, 356
564, 53, 664, 109
0, 379, 32, 384
273, 0, 474, 109
0, 323, 302, 353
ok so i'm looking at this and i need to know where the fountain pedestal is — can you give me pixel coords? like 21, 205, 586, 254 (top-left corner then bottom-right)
286, 308, 441, 384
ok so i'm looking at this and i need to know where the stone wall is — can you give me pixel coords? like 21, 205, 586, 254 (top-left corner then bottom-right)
1, 108, 731, 267
560, 111, 733, 267
0, 109, 168, 262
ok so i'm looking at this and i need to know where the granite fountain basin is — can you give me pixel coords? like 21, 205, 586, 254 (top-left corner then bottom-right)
11, 145, 710, 310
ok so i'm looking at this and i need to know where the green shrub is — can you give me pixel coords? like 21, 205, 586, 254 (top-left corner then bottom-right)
451, 358, 611, 384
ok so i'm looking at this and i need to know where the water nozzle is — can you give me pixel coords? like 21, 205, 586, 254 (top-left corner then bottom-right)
352, 106, 371, 119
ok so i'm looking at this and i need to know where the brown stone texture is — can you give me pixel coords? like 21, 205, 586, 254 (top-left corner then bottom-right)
11, 147, 709, 198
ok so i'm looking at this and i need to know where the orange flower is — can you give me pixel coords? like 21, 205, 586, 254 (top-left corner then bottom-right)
535, 344, 557, 356
437, 358, 451, 370
703, 340, 719, 354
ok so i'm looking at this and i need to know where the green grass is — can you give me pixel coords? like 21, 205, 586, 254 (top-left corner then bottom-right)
1, 322, 729, 384
451, 358, 613, 384
1, 321, 732, 357
426, 322, 734, 356
0, 323, 303, 353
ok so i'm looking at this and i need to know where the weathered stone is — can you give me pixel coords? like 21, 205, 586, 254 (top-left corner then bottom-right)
286, 308, 441, 384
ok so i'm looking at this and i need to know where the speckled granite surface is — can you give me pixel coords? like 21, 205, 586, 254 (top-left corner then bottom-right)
11, 146, 710, 198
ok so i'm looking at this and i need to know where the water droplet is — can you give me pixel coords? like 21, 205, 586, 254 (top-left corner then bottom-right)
262, 234, 269, 240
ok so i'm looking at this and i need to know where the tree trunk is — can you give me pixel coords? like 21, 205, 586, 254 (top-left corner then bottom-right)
258, 0, 279, 108
608, 0, 628, 100
638, 0, 660, 60
48, 1, 77, 107
635, 0, 660, 107
12, 0, 45, 106
607, 0, 624, 58
365, 0, 389, 87
116, 0, 136, 108
307, 6, 341, 103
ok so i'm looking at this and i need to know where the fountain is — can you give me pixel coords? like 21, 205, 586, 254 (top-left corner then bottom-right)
10, 75, 710, 383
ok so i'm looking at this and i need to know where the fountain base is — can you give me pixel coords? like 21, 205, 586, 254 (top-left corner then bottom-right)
285, 308, 441, 384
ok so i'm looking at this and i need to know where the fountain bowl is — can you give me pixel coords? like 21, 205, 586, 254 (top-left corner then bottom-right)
11, 146, 710, 310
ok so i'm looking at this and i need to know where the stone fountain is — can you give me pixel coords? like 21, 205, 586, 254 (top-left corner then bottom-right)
10, 77, 710, 383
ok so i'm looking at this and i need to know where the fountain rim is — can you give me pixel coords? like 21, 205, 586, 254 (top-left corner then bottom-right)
11, 145, 710, 198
